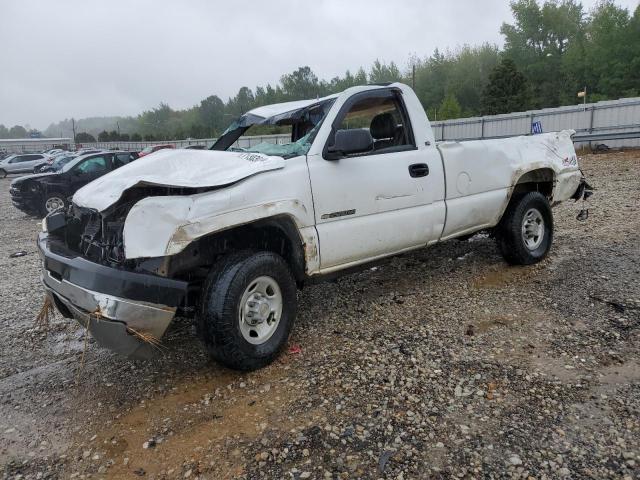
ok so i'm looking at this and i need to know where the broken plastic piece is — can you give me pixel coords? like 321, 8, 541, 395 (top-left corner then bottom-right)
9, 250, 27, 258
288, 344, 302, 355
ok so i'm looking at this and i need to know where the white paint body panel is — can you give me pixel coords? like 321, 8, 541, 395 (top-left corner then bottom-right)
438, 129, 581, 239
73, 149, 286, 212
70, 83, 582, 276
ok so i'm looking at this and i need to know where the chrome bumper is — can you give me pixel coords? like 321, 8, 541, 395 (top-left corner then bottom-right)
42, 270, 176, 358
38, 232, 188, 359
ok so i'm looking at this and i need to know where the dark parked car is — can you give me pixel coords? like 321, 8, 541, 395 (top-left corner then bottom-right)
10, 151, 138, 216
33, 153, 78, 173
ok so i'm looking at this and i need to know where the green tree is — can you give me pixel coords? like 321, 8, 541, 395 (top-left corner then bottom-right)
130, 133, 142, 141
97, 130, 109, 142
198, 95, 225, 136
481, 58, 531, 114
438, 92, 462, 120
280, 66, 321, 99
369, 60, 403, 83
0, 125, 8, 138
75, 132, 96, 143
501, 0, 585, 107
8, 125, 27, 138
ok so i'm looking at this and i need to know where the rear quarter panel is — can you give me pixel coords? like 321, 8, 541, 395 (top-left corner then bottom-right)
439, 130, 579, 239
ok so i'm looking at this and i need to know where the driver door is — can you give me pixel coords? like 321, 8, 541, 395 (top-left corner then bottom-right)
307, 88, 445, 271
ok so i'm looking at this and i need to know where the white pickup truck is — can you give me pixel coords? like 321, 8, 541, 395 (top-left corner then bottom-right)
38, 83, 588, 370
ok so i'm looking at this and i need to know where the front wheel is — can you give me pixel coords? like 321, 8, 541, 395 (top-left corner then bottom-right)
197, 250, 297, 371
496, 191, 553, 265
0, 169, 6, 178
41, 192, 68, 216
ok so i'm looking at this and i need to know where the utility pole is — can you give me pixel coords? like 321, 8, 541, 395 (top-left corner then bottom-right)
117, 121, 121, 139
412, 64, 416, 90
71, 118, 76, 142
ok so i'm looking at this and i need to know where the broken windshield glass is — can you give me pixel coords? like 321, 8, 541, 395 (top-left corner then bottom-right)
212, 95, 337, 157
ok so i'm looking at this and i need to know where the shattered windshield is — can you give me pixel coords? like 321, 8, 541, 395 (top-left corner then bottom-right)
212, 96, 336, 158
241, 126, 318, 158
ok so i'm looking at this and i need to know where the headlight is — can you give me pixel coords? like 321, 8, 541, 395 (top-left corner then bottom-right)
29, 183, 39, 193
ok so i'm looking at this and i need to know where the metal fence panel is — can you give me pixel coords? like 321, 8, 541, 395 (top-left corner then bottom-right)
432, 97, 640, 148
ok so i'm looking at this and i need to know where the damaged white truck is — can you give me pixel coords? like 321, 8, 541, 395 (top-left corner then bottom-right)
38, 83, 589, 370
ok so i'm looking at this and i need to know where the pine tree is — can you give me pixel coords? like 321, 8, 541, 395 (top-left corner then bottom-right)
481, 58, 531, 115
438, 93, 462, 120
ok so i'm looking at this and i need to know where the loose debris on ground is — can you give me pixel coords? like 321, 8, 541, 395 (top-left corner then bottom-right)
0, 151, 638, 479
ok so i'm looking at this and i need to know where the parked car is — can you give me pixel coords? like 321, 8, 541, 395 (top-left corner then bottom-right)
0, 153, 50, 177
32, 151, 72, 173
38, 83, 589, 369
42, 148, 64, 156
10, 151, 138, 216
138, 144, 174, 157
34, 153, 78, 173
184, 145, 206, 150
74, 148, 102, 156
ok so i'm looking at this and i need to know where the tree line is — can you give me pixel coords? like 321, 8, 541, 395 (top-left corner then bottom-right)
10, 0, 635, 143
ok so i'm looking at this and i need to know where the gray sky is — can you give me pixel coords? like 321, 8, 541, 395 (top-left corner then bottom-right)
1, 0, 638, 129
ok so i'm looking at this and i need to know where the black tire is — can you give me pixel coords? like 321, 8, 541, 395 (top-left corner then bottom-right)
41, 191, 68, 216
496, 191, 553, 265
0, 169, 6, 178
197, 250, 297, 371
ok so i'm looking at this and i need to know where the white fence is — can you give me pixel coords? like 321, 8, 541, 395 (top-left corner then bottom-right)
431, 97, 640, 148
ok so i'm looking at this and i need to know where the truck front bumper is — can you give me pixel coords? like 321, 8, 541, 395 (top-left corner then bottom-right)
37, 232, 188, 359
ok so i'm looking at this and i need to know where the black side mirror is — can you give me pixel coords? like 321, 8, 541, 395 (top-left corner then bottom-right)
326, 129, 373, 160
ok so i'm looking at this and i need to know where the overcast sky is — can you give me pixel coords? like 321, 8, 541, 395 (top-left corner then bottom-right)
1, 0, 638, 129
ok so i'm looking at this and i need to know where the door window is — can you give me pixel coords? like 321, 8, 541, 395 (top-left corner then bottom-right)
113, 153, 134, 168
74, 156, 108, 174
331, 92, 414, 156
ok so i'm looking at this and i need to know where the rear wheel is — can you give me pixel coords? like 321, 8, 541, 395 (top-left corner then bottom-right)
0, 169, 6, 178
496, 191, 553, 265
197, 250, 297, 371
42, 192, 67, 216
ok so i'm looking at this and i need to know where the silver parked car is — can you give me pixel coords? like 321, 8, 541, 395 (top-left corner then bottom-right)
0, 153, 50, 177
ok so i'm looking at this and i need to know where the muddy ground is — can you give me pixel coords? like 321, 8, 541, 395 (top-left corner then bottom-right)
0, 151, 638, 479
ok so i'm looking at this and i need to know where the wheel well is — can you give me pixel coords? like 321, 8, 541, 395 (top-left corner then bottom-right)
164, 216, 307, 285
513, 168, 554, 199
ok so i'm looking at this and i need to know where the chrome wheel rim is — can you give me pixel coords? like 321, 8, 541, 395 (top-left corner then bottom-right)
45, 197, 65, 213
522, 208, 545, 250
238, 276, 282, 345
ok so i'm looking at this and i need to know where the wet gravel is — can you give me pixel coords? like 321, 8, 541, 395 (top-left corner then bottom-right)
0, 150, 639, 479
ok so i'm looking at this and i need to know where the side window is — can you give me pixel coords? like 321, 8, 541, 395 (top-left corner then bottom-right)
18, 156, 32, 163
114, 153, 133, 168
74, 156, 108, 174
334, 93, 413, 156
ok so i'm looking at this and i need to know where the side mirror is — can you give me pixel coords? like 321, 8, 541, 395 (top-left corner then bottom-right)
326, 129, 373, 160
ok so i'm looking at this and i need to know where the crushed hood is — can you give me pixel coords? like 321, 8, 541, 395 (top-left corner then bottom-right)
73, 149, 285, 212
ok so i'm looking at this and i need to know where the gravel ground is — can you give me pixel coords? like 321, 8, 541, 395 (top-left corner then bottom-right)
0, 150, 638, 479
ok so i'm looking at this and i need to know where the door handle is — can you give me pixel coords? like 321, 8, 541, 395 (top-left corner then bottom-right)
408, 163, 429, 178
